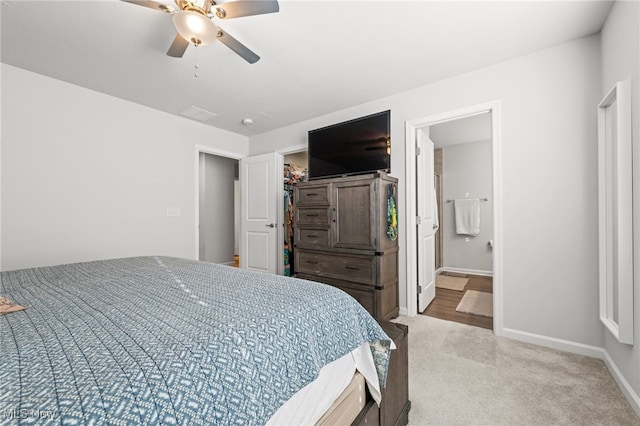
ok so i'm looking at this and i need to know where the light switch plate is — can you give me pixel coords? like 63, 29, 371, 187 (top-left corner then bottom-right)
166, 207, 181, 217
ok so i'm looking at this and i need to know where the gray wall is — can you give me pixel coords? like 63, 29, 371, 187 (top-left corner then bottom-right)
600, 0, 640, 408
1, 64, 248, 271
199, 153, 237, 264
248, 34, 604, 348
441, 140, 493, 274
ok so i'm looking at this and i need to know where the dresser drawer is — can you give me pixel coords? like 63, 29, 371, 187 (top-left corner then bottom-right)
296, 207, 331, 226
296, 250, 375, 285
339, 284, 376, 315
295, 228, 330, 247
295, 185, 331, 206
297, 274, 398, 320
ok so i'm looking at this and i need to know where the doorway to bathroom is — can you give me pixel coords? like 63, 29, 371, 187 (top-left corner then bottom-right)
410, 106, 499, 331
426, 112, 494, 329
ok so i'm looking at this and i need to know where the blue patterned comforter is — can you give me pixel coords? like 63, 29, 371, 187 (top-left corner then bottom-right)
0, 257, 391, 425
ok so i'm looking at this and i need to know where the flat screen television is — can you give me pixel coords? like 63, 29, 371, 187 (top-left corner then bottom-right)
308, 110, 390, 180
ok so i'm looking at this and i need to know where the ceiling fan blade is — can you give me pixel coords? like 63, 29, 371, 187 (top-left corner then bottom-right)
167, 34, 190, 57
121, 0, 176, 13
216, 29, 260, 64
214, 0, 279, 19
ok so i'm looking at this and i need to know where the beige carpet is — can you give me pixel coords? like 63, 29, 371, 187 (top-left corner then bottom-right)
435, 274, 468, 291
392, 315, 640, 425
456, 290, 493, 317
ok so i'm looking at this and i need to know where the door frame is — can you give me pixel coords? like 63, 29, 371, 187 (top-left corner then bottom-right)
194, 145, 245, 261
193, 143, 308, 275
404, 100, 504, 335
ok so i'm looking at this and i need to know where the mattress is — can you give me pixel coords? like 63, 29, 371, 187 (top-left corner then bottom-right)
0, 256, 392, 425
268, 342, 379, 425
316, 371, 366, 425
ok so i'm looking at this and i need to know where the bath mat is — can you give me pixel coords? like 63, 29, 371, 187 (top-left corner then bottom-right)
456, 290, 493, 317
435, 275, 469, 291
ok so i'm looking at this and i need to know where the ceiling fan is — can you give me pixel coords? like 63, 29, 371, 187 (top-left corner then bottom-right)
122, 0, 279, 64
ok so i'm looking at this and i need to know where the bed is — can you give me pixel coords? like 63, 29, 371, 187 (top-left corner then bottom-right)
0, 256, 392, 425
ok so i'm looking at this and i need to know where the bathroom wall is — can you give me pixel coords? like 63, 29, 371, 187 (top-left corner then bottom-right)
441, 140, 493, 274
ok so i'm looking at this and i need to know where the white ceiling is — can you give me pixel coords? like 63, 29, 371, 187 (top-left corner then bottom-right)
430, 112, 492, 148
1, 0, 613, 136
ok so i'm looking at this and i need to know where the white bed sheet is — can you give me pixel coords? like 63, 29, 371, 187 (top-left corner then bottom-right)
267, 342, 382, 425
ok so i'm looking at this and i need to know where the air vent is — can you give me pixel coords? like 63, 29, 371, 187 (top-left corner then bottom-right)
179, 106, 218, 122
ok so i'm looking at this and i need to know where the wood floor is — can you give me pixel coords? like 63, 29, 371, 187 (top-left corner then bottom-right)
423, 273, 493, 330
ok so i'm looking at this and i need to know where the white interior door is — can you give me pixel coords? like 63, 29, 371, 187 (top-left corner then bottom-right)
417, 128, 436, 312
240, 152, 283, 273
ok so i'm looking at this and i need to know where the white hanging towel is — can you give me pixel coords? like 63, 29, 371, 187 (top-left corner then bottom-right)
454, 198, 480, 236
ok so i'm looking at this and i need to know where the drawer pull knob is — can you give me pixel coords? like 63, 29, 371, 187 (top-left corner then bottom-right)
346, 266, 359, 270
308, 234, 318, 238
307, 260, 319, 264
306, 214, 319, 217
306, 193, 318, 196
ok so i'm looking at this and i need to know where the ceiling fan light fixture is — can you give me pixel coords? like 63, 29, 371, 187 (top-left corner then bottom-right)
173, 11, 217, 46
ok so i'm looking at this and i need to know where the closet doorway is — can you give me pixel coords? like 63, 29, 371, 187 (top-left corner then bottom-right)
195, 147, 242, 266
281, 149, 308, 277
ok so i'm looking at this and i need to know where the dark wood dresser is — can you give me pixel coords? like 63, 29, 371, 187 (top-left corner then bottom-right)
294, 172, 399, 321
353, 321, 410, 426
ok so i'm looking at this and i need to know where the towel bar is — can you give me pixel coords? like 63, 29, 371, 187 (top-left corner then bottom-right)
446, 198, 488, 202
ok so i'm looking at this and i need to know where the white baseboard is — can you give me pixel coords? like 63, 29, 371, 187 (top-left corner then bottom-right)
442, 267, 493, 277
501, 327, 604, 358
502, 327, 640, 416
602, 350, 640, 417
399, 307, 409, 316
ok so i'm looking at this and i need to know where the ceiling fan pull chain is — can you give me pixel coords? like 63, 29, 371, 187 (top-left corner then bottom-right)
194, 44, 199, 78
